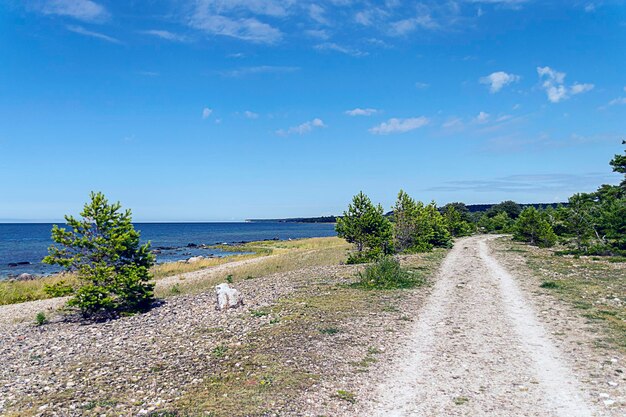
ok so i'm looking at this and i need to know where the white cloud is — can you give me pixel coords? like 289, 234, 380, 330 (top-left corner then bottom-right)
415, 82, 430, 89
607, 97, 626, 106
220, 65, 300, 77
277, 118, 326, 136
66, 25, 121, 43
474, 111, 490, 123
308, 4, 329, 24
369, 117, 429, 135
442, 117, 463, 129
41, 0, 108, 22
314, 42, 367, 57
584, 3, 596, 12
570, 83, 594, 95
190, 1, 284, 44
355, 10, 373, 25
479, 71, 520, 93
244, 110, 259, 119
202, 108, 213, 119
389, 15, 438, 35
140, 30, 187, 42
345, 108, 379, 116
537, 66, 594, 103
304, 29, 330, 39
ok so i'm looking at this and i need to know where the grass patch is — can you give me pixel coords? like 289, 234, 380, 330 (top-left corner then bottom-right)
319, 327, 341, 335
355, 256, 428, 290
334, 390, 356, 404
453, 396, 469, 405
539, 280, 561, 289
499, 239, 626, 353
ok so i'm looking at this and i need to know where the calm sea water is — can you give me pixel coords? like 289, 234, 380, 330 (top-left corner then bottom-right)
0, 222, 337, 279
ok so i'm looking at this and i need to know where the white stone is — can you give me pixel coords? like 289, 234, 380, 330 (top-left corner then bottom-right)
187, 256, 205, 263
215, 283, 244, 310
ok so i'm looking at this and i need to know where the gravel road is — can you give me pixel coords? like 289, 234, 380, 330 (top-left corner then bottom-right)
360, 235, 605, 417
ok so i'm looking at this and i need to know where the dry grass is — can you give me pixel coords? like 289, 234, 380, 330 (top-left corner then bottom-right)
155, 237, 351, 297
496, 238, 626, 353
0, 273, 78, 306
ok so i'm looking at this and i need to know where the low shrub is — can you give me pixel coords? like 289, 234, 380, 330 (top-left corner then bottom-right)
357, 256, 422, 289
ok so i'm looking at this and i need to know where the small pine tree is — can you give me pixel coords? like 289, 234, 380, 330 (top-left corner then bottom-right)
442, 205, 474, 237
44, 192, 155, 318
392, 190, 420, 252
513, 207, 557, 248
336, 192, 394, 263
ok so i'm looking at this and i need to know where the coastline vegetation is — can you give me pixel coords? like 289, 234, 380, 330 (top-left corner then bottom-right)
0, 237, 348, 306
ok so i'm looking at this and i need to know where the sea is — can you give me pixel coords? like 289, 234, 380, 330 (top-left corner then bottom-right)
0, 222, 337, 279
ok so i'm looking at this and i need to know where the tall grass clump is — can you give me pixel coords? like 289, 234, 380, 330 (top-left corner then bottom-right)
357, 256, 422, 289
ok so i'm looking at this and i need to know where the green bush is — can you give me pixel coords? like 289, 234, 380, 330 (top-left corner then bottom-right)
44, 192, 155, 318
336, 192, 394, 264
35, 311, 47, 326
43, 280, 75, 297
357, 256, 422, 289
392, 190, 452, 253
513, 207, 557, 248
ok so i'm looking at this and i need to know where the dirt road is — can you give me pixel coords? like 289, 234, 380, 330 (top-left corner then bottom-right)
360, 235, 601, 417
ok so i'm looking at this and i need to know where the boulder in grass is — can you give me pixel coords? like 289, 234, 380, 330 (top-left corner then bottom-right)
16, 273, 36, 281
215, 283, 243, 310
187, 256, 205, 263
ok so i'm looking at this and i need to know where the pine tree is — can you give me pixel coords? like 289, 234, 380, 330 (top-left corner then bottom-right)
336, 192, 394, 263
44, 192, 155, 318
513, 207, 557, 248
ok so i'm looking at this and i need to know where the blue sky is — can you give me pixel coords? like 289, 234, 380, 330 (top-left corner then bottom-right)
1, 0, 625, 221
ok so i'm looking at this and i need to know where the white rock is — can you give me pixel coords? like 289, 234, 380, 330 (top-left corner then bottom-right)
187, 256, 205, 263
215, 283, 244, 310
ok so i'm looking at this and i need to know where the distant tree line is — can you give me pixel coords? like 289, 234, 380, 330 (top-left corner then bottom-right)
337, 143, 626, 259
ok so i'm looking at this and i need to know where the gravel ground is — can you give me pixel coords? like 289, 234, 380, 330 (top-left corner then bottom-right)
0, 255, 436, 416
354, 235, 624, 416
2, 235, 622, 416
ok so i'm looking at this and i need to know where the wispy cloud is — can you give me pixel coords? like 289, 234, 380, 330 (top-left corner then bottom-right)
429, 172, 614, 194
389, 14, 438, 36
190, 1, 283, 44
308, 4, 329, 25
480, 71, 520, 93
304, 29, 330, 39
277, 118, 326, 136
202, 107, 213, 119
244, 110, 259, 119
314, 42, 367, 57
140, 30, 187, 42
220, 65, 300, 77
415, 82, 430, 89
40, 0, 109, 22
66, 25, 121, 43
537, 66, 594, 103
345, 108, 379, 116
369, 117, 429, 135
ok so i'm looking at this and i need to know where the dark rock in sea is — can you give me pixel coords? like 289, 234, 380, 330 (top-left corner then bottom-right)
152, 250, 162, 254
187, 243, 198, 247
154, 246, 176, 251
8, 261, 31, 267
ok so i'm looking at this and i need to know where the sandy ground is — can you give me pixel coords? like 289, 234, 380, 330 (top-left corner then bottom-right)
357, 235, 619, 417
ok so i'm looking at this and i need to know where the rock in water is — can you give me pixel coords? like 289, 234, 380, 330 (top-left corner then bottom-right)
187, 256, 204, 263
215, 283, 243, 310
